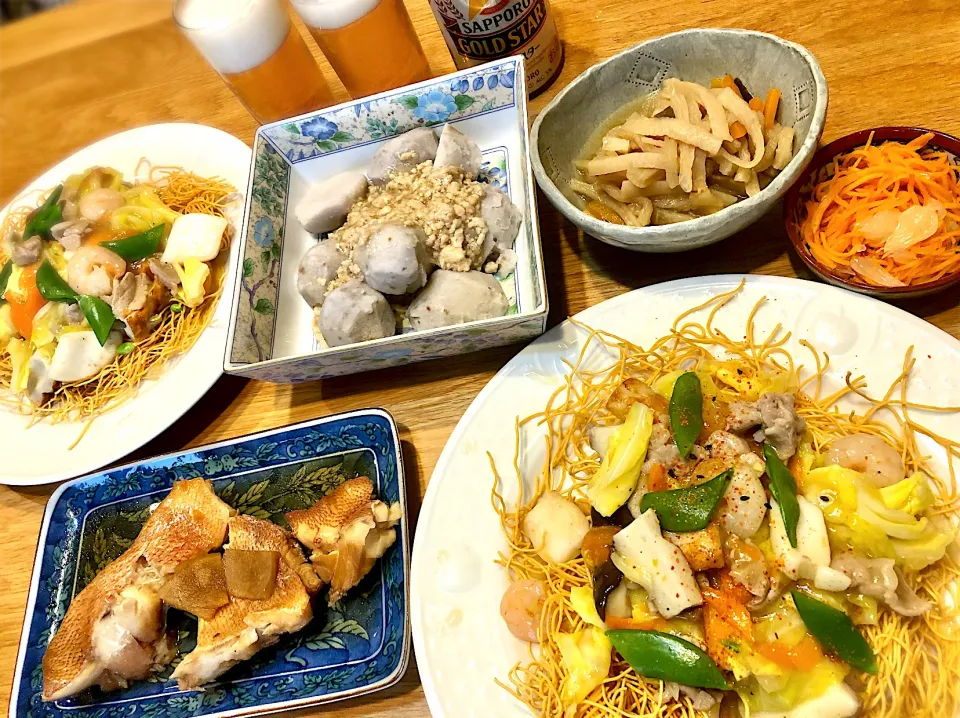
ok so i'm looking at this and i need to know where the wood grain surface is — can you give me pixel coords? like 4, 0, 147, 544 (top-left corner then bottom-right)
1, 0, 959, 715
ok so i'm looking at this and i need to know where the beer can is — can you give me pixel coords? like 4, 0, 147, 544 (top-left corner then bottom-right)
427, 0, 564, 96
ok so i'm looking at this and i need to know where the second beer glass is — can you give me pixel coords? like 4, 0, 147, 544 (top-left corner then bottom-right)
291, 0, 431, 98
175, 0, 335, 124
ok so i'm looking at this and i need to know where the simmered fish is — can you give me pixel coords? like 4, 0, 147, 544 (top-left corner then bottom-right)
42, 478, 233, 701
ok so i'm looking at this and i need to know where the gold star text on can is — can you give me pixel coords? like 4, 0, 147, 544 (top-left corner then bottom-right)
427, 0, 564, 96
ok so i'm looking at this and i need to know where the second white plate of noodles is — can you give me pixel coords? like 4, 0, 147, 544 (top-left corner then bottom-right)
410, 274, 960, 718
0, 123, 250, 485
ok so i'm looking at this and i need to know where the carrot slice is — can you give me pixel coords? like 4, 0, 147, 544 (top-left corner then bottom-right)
721, 74, 742, 98
702, 587, 753, 670
5, 263, 47, 339
585, 201, 624, 224
763, 88, 781, 129
756, 635, 823, 671
646, 462, 668, 493
605, 615, 667, 631
748, 97, 764, 112
718, 569, 754, 606
729, 121, 747, 139
788, 452, 805, 492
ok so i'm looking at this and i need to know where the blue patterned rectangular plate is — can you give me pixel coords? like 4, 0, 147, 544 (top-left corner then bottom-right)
223, 56, 548, 383
11, 409, 409, 718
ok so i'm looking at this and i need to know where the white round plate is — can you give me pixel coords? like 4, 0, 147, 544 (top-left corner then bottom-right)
0, 123, 251, 486
410, 274, 960, 718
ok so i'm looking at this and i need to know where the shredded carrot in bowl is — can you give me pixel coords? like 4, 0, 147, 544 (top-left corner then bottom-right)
794, 132, 960, 288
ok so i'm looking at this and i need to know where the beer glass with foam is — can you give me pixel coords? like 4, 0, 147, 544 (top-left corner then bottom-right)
291, 0, 431, 98
174, 0, 335, 124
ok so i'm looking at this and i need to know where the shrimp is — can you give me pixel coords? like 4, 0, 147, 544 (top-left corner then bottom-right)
499, 578, 548, 643
607, 378, 668, 421
66, 245, 126, 297
824, 433, 905, 487
79, 188, 123, 222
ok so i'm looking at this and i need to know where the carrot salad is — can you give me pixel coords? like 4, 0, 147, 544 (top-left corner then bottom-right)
796, 132, 960, 287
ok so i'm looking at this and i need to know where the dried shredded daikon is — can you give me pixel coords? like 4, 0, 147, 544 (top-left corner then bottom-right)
572, 75, 795, 227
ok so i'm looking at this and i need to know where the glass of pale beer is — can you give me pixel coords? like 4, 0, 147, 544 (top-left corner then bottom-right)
174, 0, 336, 124
290, 0, 431, 98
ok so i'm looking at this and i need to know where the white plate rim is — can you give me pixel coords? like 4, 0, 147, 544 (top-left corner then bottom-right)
0, 122, 251, 486
410, 273, 960, 718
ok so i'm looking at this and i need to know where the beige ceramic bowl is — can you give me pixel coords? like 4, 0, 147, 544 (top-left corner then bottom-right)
530, 28, 828, 252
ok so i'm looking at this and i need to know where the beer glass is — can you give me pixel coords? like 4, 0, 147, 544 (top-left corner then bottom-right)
291, 0, 431, 98
174, 0, 336, 124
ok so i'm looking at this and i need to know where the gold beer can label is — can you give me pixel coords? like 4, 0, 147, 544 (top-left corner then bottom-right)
428, 0, 563, 94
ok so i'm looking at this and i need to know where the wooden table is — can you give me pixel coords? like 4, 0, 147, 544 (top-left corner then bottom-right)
1, 0, 959, 714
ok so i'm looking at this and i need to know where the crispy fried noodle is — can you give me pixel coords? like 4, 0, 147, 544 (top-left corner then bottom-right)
0, 162, 237, 447
491, 283, 960, 718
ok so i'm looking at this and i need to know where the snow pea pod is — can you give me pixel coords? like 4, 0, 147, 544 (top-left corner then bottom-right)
792, 591, 878, 674
764, 443, 799, 548
99, 224, 164, 262
0, 260, 11, 298
669, 372, 703, 458
638, 468, 732, 532
607, 629, 730, 689
35, 260, 78, 302
23, 185, 63, 240
77, 295, 115, 346
35, 261, 116, 345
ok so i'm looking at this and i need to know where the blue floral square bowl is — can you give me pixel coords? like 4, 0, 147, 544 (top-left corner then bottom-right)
11, 409, 409, 718
223, 56, 548, 383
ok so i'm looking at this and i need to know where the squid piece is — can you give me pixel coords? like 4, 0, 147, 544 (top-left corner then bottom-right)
160, 213, 227, 265
611, 510, 702, 618
770, 495, 851, 591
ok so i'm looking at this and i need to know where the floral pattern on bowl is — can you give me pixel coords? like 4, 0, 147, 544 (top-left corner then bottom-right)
479, 149, 509, 192
263, 61, 520, 163
231, 136, 287, 364
12, 410, 409, 718
224, 57, 548, 382
292, 317, 545, 383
